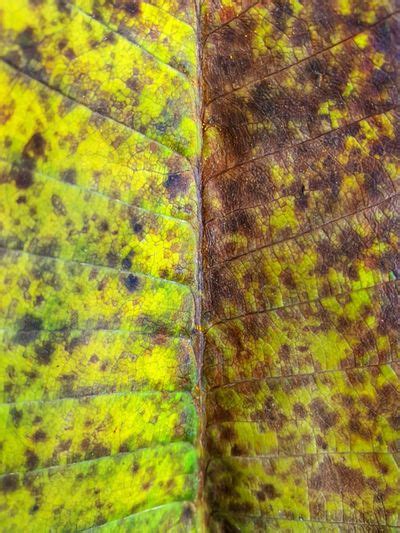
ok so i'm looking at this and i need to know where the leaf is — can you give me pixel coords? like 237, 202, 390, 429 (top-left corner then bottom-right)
202, 1, 400, 530
0, 0, 399, 531
0, 0, 200, 530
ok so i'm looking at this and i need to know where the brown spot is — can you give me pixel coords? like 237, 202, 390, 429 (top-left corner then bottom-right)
389, 414, 400, 430
62, 168, 76, 184
23, 132, 46, 159
280, 268, 296, 290
81, 438, 90, 450
310, 398, 338, 431
120, 0, 141, 15
293, 403, 307, 419
10, 408, 23, 426
16, 27, 42, 62
51, 194, 67, 216
1, 474, 19, 493
14, 168, 33, 189
25, 450, 39, 470
34, 341, 54, 365
310, 456, 367, 494
124, 273, 139, 292
32, 429, 47, 442
261, 482, 279, 499
164, 172, 188, 199
316, 435, 328, 450
181, 504, 193, 522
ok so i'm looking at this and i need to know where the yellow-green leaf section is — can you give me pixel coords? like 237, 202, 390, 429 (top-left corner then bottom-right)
0, 0, 201, 530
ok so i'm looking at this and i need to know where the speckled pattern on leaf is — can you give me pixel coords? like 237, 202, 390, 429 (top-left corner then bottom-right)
0, 0, 200, 530
202, 0, 400, 530
0, 0, 399, 531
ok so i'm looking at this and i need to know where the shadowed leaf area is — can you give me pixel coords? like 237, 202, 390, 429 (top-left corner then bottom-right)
0, 0, 399, 531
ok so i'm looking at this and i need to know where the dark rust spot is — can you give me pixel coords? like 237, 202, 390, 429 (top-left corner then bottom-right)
14, 168, 33, 189
1, 474, 19, 493
34, 340, 54, 365
25, 449, 39, 470
10, 408, 23, 426
32, 429, 47, 442
51, 194, 67, 216
124, 273, 139, 292
23, 133, 46, 159
310, 398, 338, 431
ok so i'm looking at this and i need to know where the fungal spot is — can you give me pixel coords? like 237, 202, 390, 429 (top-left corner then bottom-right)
1, 474, 19, 493
13, 314, 43, 345
30, 504, 40, 514
164, 172, 187, 198
16, 27, 42, 62
124, 274, 139, 292
81, 438, 90, 450
62, 168, 76, 184
130, 219, 143, 235
311, 398, 338, 431
34, 341, 54, 365
390, 414, 400, 430
280, 268, 296, 290
260, 483, 278, 500
14, 168, 33, 189
32, 429, 47, 442
10, 408, 23, 426
120, 0, 140, 15
99, 220, 109, 232
51, 194, 67, 216
181, 505, 193, 522
122, 256, 132, 269
19, 314, 43, 332
25, 449, 39, 470
23, 132, 46, 159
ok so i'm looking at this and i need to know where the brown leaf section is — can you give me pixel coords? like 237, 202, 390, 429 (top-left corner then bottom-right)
201, 1, 400, 529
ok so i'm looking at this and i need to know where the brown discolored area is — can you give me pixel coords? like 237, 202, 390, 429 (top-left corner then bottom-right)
203, 2, 400, 529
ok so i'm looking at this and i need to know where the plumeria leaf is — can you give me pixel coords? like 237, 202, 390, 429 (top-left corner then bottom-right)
0, 0, 399, 531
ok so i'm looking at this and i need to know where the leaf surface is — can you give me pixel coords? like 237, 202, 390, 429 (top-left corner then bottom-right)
202, 1, 400, 530
0, 0, 200, 530
0, 0, 399, 531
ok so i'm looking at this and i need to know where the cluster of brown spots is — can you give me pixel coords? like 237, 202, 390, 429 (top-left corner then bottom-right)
310, 457, 368, 494
203, 16, 256, 101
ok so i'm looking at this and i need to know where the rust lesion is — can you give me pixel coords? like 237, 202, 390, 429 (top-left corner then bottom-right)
201, 1, 400, 528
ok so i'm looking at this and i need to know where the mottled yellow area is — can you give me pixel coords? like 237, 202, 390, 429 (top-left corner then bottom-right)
0, 443, 197, 530
89, 501, 198, 532
0, 0, 200, 529
0, 61, 196, 220
0, 0, 199, 158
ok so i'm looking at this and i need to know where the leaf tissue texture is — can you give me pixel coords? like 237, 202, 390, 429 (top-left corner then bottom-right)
0, 0, 399, 531
202, 0, 400, 530
0, 0, 200, 530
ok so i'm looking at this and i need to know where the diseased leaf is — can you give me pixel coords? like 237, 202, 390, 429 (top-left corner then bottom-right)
0, 0, 200, 530
0, 0, 399, 531
202, 1, 400, 530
